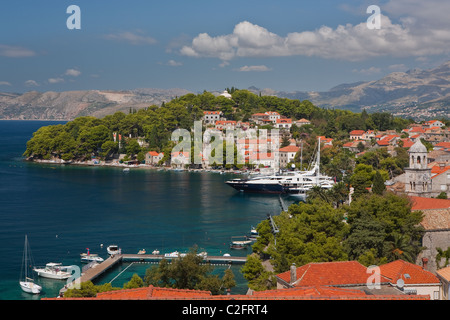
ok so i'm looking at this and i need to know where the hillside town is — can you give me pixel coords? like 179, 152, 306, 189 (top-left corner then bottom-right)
22, 91, 450, 300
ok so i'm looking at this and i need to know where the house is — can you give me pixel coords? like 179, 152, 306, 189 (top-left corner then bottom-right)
424, 120, 445, 128
410, 196, 450, 273
343, 140, 363, 153
215, 120, 236, 131
203, 111, 223, 125
350, 130, 365, 140
275, 118, 292, 130
276, 261, 391, 290
436, 266, 450, 300
145, 151, 164, 165
295, 118, 311, 126
379, 259, 442, 300
434, 142, 450, 152
275, 260, 440, 300
171, 151, 190, 168
279, 145, 299, 168
318, 136, 333, 146
250, 111, 280, 125
248, 152, 278, 168
376, 134, 400, 147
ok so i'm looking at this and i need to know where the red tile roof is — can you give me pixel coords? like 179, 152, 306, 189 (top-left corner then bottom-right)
409, 196, 450, 210
379, 260, 440, 285
279, 145, 300, 153
350, 130, 365, 135
44, 285, 430, 300
276, 261, 390, 287
147, 151, 160, 157
435, 142, 450, 149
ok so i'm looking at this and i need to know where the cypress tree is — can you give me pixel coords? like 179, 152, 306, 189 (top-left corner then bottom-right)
372, 170, 386, 195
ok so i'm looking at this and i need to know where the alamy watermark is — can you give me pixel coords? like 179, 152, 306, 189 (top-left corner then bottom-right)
367, 5, 381, 30
170, 121, 280, 169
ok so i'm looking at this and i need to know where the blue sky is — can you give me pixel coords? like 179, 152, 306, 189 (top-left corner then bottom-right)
1, 0, 450, 93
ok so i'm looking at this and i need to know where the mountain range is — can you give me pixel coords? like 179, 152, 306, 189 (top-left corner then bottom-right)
1, 61, 449, 121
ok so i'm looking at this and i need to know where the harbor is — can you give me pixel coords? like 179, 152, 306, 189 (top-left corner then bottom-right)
60, 252, 248, 296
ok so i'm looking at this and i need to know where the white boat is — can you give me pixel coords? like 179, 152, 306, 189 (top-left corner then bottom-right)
80, 248, 104, 263
20, 235, 42, 294
281, 137, 335, 196
249, 226, 259, 241
230, 236, 252, 249
152, 249, 160, 255
164, 251, 186, 258
107, 245, 121, 255
33, 263, 72, 280
137, 249, 146, 255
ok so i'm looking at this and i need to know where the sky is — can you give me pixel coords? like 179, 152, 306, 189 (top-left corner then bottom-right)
1, 0, 450, 94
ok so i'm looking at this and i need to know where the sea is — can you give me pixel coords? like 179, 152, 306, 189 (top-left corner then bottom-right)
0, 120, 296, 300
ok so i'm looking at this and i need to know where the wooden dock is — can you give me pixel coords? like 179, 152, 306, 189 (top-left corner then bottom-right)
59, 253, 247, 296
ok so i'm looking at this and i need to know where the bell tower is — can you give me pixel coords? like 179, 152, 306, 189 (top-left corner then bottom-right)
404, 140, 431, 196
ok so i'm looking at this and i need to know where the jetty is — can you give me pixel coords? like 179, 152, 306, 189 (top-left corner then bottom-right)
59, 253, 247, 296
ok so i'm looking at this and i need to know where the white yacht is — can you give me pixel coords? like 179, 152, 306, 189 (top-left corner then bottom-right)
33, 263, 72, 280
281, 137, 335, 197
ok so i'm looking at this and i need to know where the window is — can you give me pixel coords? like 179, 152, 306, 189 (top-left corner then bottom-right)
434, 291, 440, 300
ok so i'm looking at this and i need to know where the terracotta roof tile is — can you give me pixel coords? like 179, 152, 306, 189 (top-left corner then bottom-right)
379, 260, 440, 285
409, 196, 450, 210
276, 261, 390, 287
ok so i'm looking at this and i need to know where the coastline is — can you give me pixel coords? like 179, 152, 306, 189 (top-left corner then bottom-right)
25, 158, 239, 174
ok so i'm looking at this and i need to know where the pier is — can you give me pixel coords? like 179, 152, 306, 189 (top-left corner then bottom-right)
60, 253, 247, 296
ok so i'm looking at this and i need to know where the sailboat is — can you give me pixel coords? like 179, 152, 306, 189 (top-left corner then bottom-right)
19, 235, 42, 294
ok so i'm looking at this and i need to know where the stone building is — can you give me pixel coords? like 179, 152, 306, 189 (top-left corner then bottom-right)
404, 140, 432, 197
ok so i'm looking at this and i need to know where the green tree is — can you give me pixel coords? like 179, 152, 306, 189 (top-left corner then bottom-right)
241, 254, 276, 291
372, 170, 386, 195
123, 273, 144, 289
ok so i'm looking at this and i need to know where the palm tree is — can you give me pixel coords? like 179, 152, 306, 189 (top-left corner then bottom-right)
384, 233, 416, 263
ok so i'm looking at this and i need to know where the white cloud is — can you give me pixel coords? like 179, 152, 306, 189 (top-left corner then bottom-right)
181, 12, 450, 62
352, 67, 381, 75
0, 45, 36, 58
0, 81, 11, 86
65, 68, 81, 77
237, 65, 271, 72
388, 64, 407, 71
104, 31, 157, 45
24, 80, 39, 87
167, 60, 182, 67
48, 78, 64, 84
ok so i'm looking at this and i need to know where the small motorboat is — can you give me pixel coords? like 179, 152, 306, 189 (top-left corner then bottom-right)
152, 249, 160, 255
230, 236, 252, 249
33, 263, 72, 280
107, 245, 121, 255
80, 248, 104, 263
137, 249, 146, 255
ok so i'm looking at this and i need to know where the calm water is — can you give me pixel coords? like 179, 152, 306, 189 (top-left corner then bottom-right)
0, 121, 293, 300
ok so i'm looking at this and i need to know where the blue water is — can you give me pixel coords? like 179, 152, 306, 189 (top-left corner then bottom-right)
0, 120, 294, 300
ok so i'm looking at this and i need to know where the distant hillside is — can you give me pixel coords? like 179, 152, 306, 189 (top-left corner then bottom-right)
1, 61, 449, 121
0, 88, 191, 120
250, 61, 450, 121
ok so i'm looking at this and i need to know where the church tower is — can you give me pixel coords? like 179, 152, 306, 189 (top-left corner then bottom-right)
404, 140, 432, 196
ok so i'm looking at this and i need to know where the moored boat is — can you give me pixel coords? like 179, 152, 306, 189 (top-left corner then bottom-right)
107, 245, 121, 255
230, 236, 252, 249
80, 248, 104, 263
20, 235, 42, 294
33, 263, 72, 280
